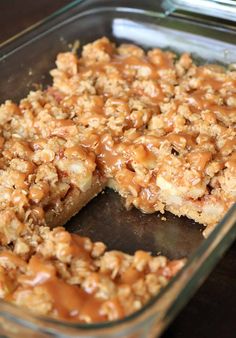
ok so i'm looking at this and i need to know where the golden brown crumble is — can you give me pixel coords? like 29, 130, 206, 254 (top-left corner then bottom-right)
0, 227, 184, 322
0, 37, 235, 322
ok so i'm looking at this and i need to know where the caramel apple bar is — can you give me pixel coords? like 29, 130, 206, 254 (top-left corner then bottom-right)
50, 37, 235, 236
0, 37, 235, 322
0, 226, 184, 322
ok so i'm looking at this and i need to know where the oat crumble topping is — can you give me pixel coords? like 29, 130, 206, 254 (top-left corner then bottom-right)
0, 37, 235, 322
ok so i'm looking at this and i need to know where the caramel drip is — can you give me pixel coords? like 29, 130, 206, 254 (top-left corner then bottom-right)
167, 132, 196, 151
226, 152, 236, 170
186, 90, 236, 127
119, 266, 144, 284
112, 55, 158, 80
44, 279, 105, 322
221, 138, 236, 155
70, 234, 93, 262
18, 255, 105, 322
96, 136, 123, 173
0, 251, 27, 269
187, 90, 236, 116
187, 151, 212, 171
196, 67, 224, 90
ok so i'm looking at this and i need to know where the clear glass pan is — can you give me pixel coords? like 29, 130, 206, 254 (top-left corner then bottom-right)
163, 0, 236, 21
0, 1, 235, 337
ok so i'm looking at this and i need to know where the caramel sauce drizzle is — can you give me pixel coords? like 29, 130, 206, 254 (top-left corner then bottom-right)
19, 256, 105, 322
0, 39, 234, 324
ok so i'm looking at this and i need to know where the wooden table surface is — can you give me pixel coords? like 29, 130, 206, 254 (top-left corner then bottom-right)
0, 1, 235, 337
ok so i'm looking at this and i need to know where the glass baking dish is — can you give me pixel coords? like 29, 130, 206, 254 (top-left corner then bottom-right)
0, 0, 235, 337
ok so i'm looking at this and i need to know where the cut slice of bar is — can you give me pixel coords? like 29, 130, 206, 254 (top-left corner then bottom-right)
45, 175, 104, 228
0, 134, 104, 245
0, 226, 185, 323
